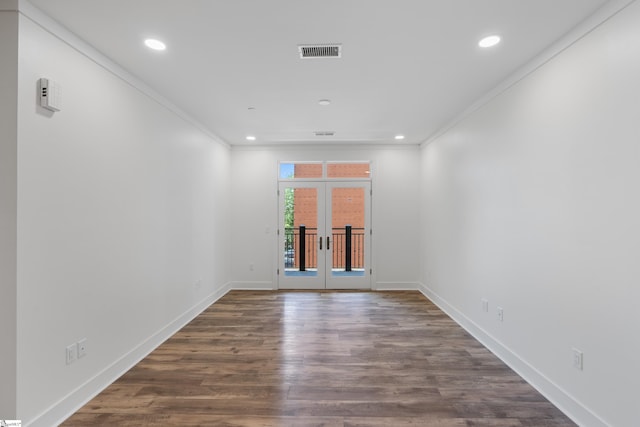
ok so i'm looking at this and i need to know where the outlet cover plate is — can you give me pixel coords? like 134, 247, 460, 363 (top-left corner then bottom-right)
77, 338, 87, 358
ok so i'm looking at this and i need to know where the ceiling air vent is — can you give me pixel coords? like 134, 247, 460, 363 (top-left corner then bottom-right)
315, 131, 335, 137
299, 44, 342, 59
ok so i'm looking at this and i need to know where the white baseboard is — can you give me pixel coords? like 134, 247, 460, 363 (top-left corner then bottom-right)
230, 281, 418, 291
30, 281, 233, 427
417, 282, 609, 427
231, 281, 275, 290
375, 281, 419, 291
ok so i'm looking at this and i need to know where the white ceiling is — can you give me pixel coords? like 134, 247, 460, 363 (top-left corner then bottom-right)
28, 0, 612, 146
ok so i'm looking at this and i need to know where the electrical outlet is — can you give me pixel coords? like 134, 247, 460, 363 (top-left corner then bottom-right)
481, 298, 489, 313
497, 306, 504, 322
66, 344, 77, 365
77, 338, 87, 358
572, 348, 583, 370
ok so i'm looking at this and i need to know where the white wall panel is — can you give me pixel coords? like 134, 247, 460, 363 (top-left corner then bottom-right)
420, 2, 640, 426
15, 14, 231, 424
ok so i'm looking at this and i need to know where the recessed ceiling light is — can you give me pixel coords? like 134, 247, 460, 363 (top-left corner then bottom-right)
394, 135, 405, 140
318, 99, 331, 106
144, 39, 166, 51
246, 135, 256, 141
478, 35, 501, 48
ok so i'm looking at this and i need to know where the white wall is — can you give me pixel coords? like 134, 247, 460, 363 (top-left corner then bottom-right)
420, 2, 640, 426
0, 6, 19, 419
230, 146, 420, 290
14, 12, 231, 426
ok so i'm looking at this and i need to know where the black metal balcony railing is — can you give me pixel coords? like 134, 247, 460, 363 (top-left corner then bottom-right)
284, 226, 317, 271
284, 226, 365, 271
332, 226, 365, 270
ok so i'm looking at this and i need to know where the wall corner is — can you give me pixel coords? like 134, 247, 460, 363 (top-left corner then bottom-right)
0, 7, 19, 419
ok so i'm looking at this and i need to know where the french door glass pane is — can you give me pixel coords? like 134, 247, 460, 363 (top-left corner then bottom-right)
331, 187, 366, 277
284, 187, 318, 277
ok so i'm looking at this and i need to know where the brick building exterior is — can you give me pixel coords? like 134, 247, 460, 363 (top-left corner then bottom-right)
290, 163, 368, 269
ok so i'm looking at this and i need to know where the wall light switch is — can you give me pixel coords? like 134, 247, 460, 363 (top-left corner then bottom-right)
573, 348, 583, 370
66, 344, 77, 365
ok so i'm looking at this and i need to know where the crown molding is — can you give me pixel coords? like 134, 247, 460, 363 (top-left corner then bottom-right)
421, 0, 637, 148
14, 0, 230, 149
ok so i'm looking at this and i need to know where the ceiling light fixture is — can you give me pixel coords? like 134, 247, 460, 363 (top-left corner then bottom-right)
246, 135, 256, 141
144, 39, 166, 51
318, 99, 331, 106
478, 35, 501, 48
394, 135, 405, 140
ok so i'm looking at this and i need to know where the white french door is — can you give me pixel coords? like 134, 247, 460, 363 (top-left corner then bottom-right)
278, 181, 371, 289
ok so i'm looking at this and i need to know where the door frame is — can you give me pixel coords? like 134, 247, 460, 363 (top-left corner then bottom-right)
325, 181, 371, 289
277, 181, 372, 290
277, 181, 326, 290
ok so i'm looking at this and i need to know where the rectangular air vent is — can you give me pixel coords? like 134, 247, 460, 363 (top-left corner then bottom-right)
315, 131, 335, 136
299, 44, 342, 59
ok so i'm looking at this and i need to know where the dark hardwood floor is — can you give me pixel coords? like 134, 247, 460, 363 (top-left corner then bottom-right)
63, 291, 575, 426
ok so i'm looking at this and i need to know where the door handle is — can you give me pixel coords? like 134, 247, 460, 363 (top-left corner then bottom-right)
319, 236, 322, 250
327, 236, 330, 250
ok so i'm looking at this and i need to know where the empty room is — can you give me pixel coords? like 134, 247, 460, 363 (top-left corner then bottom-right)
1, 0, 638, 426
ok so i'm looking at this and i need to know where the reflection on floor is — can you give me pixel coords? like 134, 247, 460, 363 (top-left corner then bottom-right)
63, 291, 576, 426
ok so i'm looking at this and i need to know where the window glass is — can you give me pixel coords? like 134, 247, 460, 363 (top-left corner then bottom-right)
327, 162, 371, 178
279, 162, 323, 179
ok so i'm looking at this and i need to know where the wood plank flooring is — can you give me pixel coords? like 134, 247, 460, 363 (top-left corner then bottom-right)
63, 291, 575, 426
